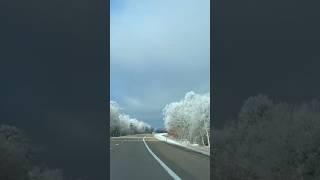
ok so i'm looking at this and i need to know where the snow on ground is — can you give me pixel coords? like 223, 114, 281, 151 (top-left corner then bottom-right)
154, 133, 210, 156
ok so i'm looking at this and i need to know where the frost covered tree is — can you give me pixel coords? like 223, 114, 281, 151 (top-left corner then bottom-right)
213, 95, 320, 180
238, 94, 273, 126
0, 125, 32, 180
29, 167, 64, 180
163, 91, 210, 146
110, 101, 152, 136
0, 125, 68, 180
110, 101, 121, 136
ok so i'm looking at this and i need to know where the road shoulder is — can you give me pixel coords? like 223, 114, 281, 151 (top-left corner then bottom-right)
153, 133, 210, 156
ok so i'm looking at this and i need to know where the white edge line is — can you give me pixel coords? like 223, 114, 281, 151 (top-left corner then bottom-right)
143, 136, 182, 180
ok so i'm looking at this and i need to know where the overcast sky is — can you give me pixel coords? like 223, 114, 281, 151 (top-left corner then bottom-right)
110, 0, 210, 128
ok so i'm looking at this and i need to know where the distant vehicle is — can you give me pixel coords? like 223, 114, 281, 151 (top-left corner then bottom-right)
153, 128, 167, 133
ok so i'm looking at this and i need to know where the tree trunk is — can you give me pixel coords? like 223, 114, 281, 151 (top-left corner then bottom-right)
201, 135, 205, 146
205, 128, 210, 147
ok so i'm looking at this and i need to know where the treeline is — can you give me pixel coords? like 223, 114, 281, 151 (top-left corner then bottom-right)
110, 101, 153, 137
163, 91, 210, 146
0, 125, 68, 180
213, 94, 320, 180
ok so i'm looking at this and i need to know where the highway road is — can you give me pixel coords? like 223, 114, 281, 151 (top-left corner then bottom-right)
110, 134, 210, 180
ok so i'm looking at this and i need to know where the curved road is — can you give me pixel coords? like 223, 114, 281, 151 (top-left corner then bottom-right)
110, 134, 210, 180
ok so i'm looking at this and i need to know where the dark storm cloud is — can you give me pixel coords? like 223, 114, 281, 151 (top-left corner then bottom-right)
213, 0, 320, 127
0, 0, 108, 179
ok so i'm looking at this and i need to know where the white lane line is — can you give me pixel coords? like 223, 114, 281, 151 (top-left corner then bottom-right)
143, 136, 182, 180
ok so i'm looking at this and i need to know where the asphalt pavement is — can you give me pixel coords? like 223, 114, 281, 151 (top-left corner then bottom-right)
110, 134, 210, 180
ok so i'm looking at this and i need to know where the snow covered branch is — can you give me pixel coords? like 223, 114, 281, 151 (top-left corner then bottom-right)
110, 101, 152, 136
162, 91, 210, 146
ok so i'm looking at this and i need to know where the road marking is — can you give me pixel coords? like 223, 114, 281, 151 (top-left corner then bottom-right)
111, 137, 145, 139
111, 139, 158, 142
143, 136, 182, 180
